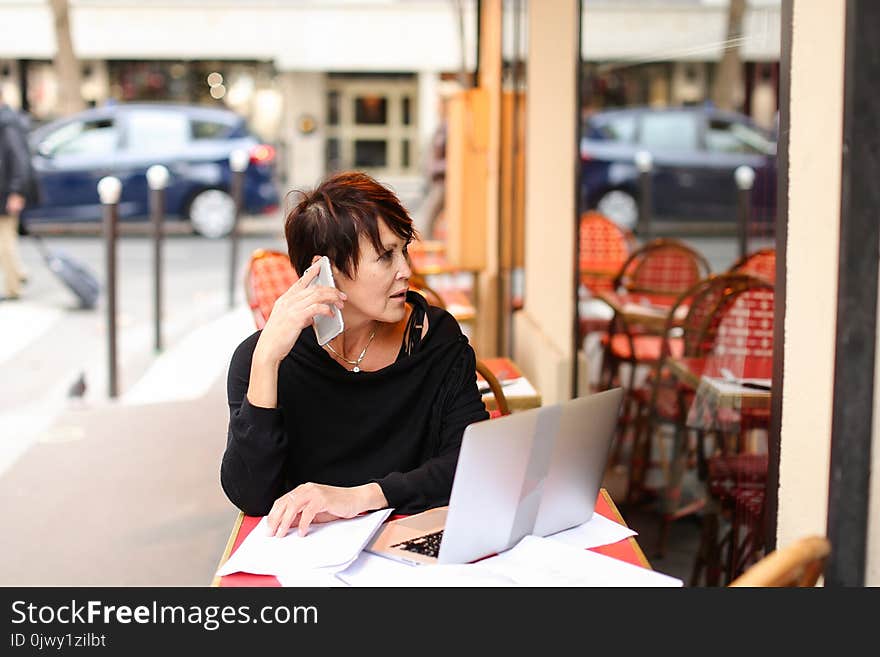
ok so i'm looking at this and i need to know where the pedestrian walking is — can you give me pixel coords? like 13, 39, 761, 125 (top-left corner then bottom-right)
0, 90, 32, 301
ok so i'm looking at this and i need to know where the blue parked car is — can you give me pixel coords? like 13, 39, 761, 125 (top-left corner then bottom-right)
22, 103, 280, 238
580, 106, 777, 230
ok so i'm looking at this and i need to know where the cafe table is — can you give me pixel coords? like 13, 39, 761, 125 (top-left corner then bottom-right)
659, 355, 772, 520
477, 356, 541, 412
212, 488, 651, 587
595, 289, 688, 334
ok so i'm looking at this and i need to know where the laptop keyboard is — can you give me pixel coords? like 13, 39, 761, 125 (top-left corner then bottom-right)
390, 530, 444, 558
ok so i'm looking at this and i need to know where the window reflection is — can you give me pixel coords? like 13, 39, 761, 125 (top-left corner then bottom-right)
354, 96, 387, 125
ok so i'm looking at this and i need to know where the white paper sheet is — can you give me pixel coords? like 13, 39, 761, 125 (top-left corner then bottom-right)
480, 377, 538, 400
705, 376, 772, 395
544, 512, 638, 549
334, 552, 517, 587
334, 535, 682, 587
479, 535, 683, 587
277, 568, 349, 587
216, 509, 392, 578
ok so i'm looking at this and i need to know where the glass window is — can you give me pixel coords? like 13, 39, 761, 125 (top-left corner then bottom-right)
191, 120, 231, 140
326, 138, 341, 171
354, 140, 387, 167
705, 119, 774, 155
402, 97, 412, 126
327, 91, 340, 126
597, 115, 636, 142
354, 96, 387, 125
401, 139, 410, 168
639, 112, 698, 151
125, 111, 190, 152
40, 119, 118, 157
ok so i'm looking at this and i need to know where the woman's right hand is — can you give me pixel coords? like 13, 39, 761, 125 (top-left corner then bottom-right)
253, 256, 347, 365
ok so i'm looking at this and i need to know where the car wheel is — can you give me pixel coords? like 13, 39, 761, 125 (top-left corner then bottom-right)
596, 190, 639, 231
188, 189, 236, 238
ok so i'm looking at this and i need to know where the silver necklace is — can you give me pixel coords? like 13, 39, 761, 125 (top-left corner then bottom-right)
325, 327, 377, 372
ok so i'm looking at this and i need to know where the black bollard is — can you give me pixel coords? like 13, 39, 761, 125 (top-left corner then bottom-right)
735, 165, 755, 260
98, 176, 122, 399
228, 149, 249, 309
635, 150, 653, 239
147, 165, 169, 352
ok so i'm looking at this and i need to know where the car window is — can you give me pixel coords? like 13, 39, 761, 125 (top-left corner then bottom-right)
40, 119, 117, 157
124, 111, 190, 153
639, 112, 698, 151
596, 115, 637, 143
191, 119, 232, 140
705, 119, 773, 155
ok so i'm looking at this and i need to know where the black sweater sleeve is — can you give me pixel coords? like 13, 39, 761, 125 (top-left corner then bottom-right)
220, 332, 290, 516
375, 343, 490, 512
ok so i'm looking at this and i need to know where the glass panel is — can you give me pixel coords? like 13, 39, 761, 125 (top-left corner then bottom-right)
325, 138, 341, 172
42, 119, 118, 157
354, 96, 387, 125
327, 91, 340, 126
401, 139, 410, 168
705, 119, 774, 155
125, 111, 190, 152
588, 113, 636, 142
639, 112, 698, 151
354, 140, 387, 167
402, 96, 412, 125
191, 120, 232, 140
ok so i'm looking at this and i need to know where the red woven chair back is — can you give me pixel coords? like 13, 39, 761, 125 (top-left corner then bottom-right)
245, 249, 298, 329
729, 248, 776, 284
672, 273, 769, 359
704, 282, 775, 380
579, 211, 634, 294
615, 238, 711, 301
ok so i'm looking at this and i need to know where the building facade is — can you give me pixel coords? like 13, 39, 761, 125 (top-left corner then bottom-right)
0, 0, 780, 199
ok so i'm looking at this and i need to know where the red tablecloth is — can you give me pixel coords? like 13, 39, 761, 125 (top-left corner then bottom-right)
216, 489, 649, 587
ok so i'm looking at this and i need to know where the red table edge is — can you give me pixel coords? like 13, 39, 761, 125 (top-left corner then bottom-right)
213, 487, 652, 587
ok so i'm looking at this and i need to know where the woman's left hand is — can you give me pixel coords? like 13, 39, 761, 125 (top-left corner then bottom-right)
265, 482, 387, 538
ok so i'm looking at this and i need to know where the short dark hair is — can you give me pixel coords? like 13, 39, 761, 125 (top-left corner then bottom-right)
284, 171, 417, 278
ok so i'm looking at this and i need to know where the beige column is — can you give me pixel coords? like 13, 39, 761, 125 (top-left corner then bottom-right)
512, 0, 578, 404
277, 72, 326, 193
778, 1, 843, 557
472, 0, 502, 357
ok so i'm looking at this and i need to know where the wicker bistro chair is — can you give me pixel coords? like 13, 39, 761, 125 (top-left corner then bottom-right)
244, 249, 510, 418
728, 247, 776, 285
244, 249, 299, 329
579, 211, 635, 296
599, 238, 711, 395
729, 535, 830, 587
578, 211, 636, 350
686, 281, 776, 586
627, 274, 773, 560
597, 239, 711, 467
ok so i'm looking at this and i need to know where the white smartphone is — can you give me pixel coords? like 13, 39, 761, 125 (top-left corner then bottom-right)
306, 255, 344, 346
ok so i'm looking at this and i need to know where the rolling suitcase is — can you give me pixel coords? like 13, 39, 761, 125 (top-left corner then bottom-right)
32, 235, 101, 309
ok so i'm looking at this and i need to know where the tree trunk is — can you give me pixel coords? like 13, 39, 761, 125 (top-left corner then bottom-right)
712, 0, 747, 111
50, 0, 86, 116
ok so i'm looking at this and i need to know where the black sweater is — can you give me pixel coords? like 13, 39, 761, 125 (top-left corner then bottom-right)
221, 292, 490, 516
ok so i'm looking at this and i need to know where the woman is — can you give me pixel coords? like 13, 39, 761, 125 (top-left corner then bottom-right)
221, 171, 489, 538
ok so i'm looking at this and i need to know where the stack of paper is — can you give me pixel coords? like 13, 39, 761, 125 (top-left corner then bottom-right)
216, 509, 392, 581
335, 535, 682, 587
478, 535, 683, 587
544, 512, 638, 548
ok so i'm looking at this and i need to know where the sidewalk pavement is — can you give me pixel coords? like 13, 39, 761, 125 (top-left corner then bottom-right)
0, 305, 258, 586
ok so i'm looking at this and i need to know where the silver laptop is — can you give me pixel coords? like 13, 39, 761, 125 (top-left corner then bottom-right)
365, 387, 623, 565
